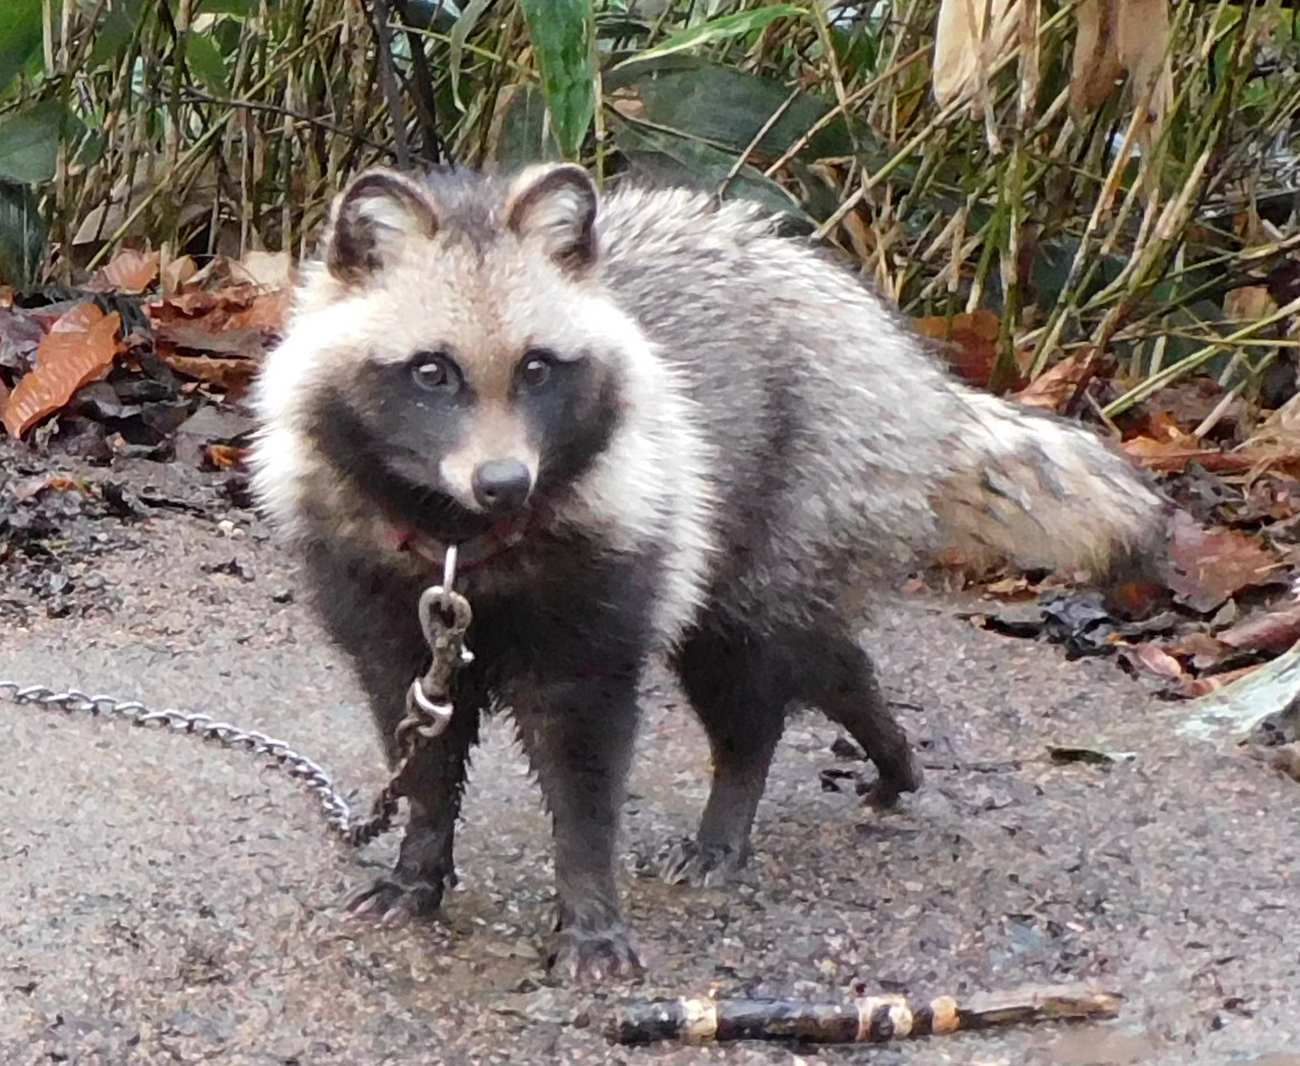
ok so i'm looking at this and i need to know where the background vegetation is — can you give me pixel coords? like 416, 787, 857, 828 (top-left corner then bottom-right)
1, 0, 1298, 417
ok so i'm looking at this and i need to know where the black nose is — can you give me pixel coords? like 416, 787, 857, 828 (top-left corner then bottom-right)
472, 459, 533, 513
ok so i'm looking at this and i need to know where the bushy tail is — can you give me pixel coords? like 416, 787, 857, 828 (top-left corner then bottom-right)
931, 388, 1166, 580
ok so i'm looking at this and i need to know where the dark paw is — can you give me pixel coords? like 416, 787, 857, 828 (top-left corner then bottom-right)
550, 923, 644, 984
862, 753, 923, 809
345, 874, 446, 925
660, 838, 744, 887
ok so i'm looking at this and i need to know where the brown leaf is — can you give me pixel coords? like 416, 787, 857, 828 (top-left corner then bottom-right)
1224, 284, 1276, 323
1216, 603, 1300, 655
147, 284, 289, 339
1165, 510, 1283, 614
10, 475, 92, 501
1165, 630, 1233, 671
235, 250, 293, 291
1120, 435, 1260, 474
2, 304, 123, 439
159, 353, 259, 389
1134, 379, 1233, 440
984, 575, 1038, 599
86, 249, 160, 294
1119, 642, 1186, 682
162, 255, 199, 296
1105, 576, 1166, 619
155, 324, 266, 361
1180, 663, 1262, 699
915, 309, 1004, 388
205, 443, 248, 469
1011, 352, 1091, 412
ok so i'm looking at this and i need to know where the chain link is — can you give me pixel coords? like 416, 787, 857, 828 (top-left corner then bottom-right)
0, 679, 402, 847
1, 554, 476, 849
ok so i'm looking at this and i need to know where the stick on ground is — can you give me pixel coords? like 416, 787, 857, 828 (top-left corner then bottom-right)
606, 982, 1122, 1046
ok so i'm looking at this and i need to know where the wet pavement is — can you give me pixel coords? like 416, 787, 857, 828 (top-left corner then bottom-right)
2, 446, 1298, 1065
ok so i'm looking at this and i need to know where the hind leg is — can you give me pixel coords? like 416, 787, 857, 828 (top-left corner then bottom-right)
662, 624, 789, 887
798, 629, 922, 807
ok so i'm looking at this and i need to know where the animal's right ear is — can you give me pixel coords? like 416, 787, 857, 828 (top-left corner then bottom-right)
324, 169, 437, 286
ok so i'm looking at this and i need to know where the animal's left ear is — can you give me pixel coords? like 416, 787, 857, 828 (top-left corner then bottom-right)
504, 164, 598, 275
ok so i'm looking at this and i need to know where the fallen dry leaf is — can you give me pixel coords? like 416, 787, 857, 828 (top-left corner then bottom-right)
162, 255, 199, 296
86, 249, 160, 294
1166, 629, 1234, 671
1120, 641, 1186, 682
236, 250, 293, 291
10, 475, 92, 502
159, 353, 260, 389
1224, 284, 1276, 323
915, 309, 1003, 388
155, 325, 266, 361
1121, 435, 1260, 474
1180, 663, 1262, 699
1165, 510, 1283, 614
2, 303, 123, 439
148, 284, 290, 337
1217, 603, 1300, 655
1105, 575, 1167, 620
205, 443, 248, 468
0, 305, 46, 373
145, 284, 290, 384
984, 575, 1039, 599
1012, 352, 1092, 412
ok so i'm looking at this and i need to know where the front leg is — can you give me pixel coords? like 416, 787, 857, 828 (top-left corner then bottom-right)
300, 543, 483, 921
348, 698, 482, 920
511, 673, 642, 983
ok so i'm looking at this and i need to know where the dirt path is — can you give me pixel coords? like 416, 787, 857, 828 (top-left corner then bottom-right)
1, 447, 1297, 1065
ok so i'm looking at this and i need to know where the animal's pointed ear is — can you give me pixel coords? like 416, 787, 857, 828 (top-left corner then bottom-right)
504, 164, 598, 275
325, 169, 437, 285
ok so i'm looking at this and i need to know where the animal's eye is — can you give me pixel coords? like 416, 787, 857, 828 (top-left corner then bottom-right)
410, 352, 458, 393
520, 349, 555, 389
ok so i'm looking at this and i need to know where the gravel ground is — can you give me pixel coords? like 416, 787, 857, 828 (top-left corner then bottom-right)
1, 445, 1298, 1066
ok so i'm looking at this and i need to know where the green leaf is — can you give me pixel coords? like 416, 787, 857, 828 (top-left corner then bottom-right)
520, 0, 596, 161
611, 117, 802, 219
614, 5, 805, 69
194, 0, 256, 15
87, 8, 138, 73
0, 0, 44, 101
0, 178, 46, 287
449, 0, 493, 111
183, 31, 230, 96
491, 84, 560, 168
0, 100, 66, 184
605, 56, 873, 164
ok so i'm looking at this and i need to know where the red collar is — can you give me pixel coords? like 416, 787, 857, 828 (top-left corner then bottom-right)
387, 521, 528, 571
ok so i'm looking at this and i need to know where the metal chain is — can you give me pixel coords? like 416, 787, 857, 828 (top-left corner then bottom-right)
0, 679, 392, 845
0, 549, 476, 850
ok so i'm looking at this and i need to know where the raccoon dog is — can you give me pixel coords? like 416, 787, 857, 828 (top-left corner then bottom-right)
251, 163, 1163, 981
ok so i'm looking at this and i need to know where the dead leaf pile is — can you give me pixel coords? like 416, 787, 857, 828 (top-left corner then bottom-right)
0, 248, 291, 466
